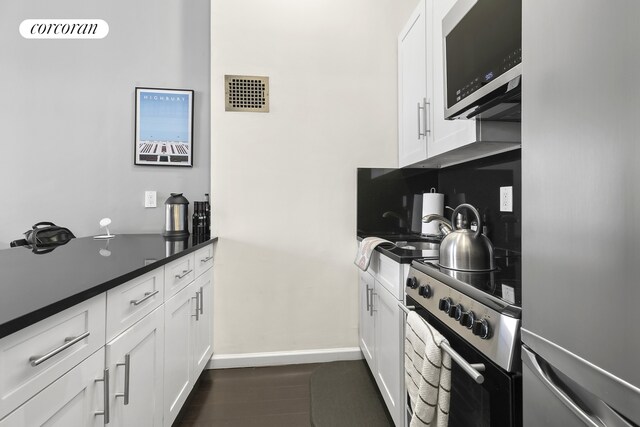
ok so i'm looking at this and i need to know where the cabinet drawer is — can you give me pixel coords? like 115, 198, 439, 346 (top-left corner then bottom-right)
194, 244, 214, 278
368, 251, 407, 300
0, 294, 106, 419
106, 268, 164, 342
164, 253, 195, 300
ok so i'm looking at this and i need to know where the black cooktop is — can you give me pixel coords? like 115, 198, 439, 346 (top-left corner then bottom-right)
413, 248, 521, 308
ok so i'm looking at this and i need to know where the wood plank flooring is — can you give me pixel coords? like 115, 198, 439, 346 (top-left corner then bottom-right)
174, 363, 321, 427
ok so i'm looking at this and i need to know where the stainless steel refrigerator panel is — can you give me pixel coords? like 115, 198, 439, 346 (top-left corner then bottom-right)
523, 329, 640, 426
522, 0, 640, 387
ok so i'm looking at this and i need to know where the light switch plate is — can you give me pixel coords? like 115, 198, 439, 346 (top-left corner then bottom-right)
144, 191, 157, 208
500, 186, 513, 212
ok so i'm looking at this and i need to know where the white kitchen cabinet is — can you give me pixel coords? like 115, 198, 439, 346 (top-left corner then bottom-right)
398, 0, 431, 167
164, 280, 197, 426
106, 305, 164, 427
398, 0, 520, 168
192, 269, 214, 377
358, 247, 409, 427
0, 348, 106, 427
359, 270, 376, 368
374, 282, 404, 425
0, 294, 106, 420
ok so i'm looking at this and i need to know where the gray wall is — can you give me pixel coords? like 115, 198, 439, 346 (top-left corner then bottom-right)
0, 1, 210, 247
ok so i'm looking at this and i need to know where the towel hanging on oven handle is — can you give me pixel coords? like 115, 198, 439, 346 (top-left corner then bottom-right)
399, 303, 486, 384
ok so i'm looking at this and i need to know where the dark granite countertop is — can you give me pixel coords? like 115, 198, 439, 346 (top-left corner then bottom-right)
0, 234, 218, 339
357, 232, 440, 264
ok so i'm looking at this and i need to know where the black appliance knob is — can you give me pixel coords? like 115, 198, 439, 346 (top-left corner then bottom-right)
406, 276, 419, 289
459, 310, 475, 329
418, 284, 432, 298
438, 297, 452, 313
450, 304, 464, 320
472, 319, 491, 339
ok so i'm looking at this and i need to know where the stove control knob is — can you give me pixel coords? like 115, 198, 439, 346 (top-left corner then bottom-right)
459, 310, 475, 329
406, 276, 419, 289
418, 284, 432, 298
438, 297, 452, 313
450, 304, 463, 320
472, 319, 491, 339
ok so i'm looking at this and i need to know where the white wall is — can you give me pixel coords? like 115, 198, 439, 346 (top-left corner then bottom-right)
0, 1, 210, 246
211, 0, 419, 355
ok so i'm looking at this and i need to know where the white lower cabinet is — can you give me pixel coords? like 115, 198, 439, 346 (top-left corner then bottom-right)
164, 268, 213, 427
374, 283, 403, 425
358, 249, 408, 427
106, 306, 164, 427
0, 348, 106, 427
359, 270, 376, 368
0, 242, 216, 427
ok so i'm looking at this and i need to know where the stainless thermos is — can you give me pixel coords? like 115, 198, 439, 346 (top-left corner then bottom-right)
163, 193, 190, 237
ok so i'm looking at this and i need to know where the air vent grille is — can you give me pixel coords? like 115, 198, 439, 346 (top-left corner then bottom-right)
225, 75, 269, 112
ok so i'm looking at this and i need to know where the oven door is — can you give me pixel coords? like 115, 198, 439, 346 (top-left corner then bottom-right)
405, 296, 522, 427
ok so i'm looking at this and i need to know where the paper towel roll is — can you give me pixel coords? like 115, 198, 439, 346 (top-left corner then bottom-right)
421, 190, 444, 235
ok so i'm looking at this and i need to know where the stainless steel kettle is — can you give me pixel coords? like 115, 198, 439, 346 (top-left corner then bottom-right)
438, 203, 495, 272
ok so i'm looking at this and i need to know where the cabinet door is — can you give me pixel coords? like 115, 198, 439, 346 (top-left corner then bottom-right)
359, 270, 376, 369
428, 0, 478, 158
106, 306, 164, 427
0, 348, 105, 427
398, 0, 432, 167
192, 269, 214, 377
164, 281, 198, 427
374, 283, 403, 427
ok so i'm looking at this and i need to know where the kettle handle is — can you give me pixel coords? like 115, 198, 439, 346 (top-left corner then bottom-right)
451, 203, 482, 238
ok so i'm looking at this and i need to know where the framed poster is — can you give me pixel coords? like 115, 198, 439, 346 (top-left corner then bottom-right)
134, 87, 194, 167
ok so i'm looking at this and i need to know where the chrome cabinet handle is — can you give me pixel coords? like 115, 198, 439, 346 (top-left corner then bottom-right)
199, 287, 204, 315
417, 101, 426, 138
192, 292, 200, 321
522, 346, 603, 427
29, 331, 90, 366
370, 291, 377, 316
365, 284, 372, 313
94, 368, 110, 424
175, 269, 193, 279
200, 255, 213, 263
425, 99, 431, 134
130, 290, 159, 306
115, 354, 131, 405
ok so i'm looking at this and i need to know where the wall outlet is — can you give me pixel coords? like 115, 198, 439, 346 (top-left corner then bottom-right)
500, 186, 513, 212
144, 191, 157, 208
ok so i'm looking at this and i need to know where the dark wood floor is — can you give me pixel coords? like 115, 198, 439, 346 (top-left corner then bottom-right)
174, 363, 321, 427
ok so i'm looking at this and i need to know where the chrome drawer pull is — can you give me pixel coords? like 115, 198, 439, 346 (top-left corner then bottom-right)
94, 368, 110, 424
115, 354, 131, 405
200, 255, 213, 263
175, 269, 193, 279
29, 331, 90, 366
130, 290, 159, 306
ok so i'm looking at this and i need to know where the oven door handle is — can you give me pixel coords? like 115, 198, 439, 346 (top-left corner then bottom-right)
399, 303, 485, 385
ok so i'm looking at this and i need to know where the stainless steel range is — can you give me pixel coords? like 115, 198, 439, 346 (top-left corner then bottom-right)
404, 250, 522, 427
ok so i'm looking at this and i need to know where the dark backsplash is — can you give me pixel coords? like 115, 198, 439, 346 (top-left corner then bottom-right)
357, 150, 521, 252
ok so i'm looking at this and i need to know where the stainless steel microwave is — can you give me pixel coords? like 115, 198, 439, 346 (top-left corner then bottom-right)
443, 0, 522, 121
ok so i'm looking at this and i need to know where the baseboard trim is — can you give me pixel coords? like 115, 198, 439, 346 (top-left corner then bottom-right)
207, 347, 363, 370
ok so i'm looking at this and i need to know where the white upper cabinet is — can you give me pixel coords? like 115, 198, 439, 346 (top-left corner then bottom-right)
398, 0, 431, 167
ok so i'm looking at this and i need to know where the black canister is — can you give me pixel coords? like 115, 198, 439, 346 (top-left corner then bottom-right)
163, 193, 190, 237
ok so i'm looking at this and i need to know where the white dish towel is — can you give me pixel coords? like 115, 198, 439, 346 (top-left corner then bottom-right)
354, 237, 394, 271
405, 311, 452, 427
